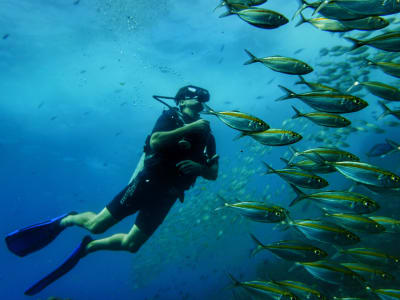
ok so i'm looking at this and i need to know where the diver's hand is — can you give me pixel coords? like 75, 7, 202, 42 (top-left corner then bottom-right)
186, 119, 210, 134
176, 160, 205, 176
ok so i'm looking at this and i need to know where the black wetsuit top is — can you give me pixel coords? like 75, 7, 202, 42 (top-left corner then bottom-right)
143, 108, 216, 192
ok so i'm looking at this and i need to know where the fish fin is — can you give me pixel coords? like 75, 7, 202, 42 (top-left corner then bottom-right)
262, 161, 276, 174
249, 233, 265, 257
295, 12, 308, 27
377, 101, 392, 121
276, 85, 297, 101
386, 138, 400, 150
291, 105, 303, 119
233, 132, 247, 141
227, 273, 241, 287
288, 146, 299, 164
288, 184, 307, 207
345, 37, 364, 51
295, 75, 307, 85
243, 49, 258, 65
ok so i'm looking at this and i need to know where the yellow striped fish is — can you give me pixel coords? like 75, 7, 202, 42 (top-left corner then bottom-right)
228, 274, 300, 300
274, 280, 328, 300
216, 196, 288, 223
202, 104, 268, 132
237, 128, 302, 146
250, 234, 328, 262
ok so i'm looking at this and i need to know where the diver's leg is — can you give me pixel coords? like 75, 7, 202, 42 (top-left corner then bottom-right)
85, 224, 149, 254
60, 207, 118, 234
84, 195, 177, 254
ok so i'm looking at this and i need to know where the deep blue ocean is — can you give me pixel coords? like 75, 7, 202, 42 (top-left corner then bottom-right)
2, 0, 400, 299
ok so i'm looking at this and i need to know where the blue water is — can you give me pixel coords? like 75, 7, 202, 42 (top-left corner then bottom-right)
2, 0, 400, 299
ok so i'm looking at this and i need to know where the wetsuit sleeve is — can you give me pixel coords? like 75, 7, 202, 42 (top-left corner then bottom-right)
143, 109, 180, 154
151, 110, 178, 133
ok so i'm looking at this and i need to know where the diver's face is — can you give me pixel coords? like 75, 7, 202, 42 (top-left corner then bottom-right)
181, 99, 204, 119
184, 99, 204, 111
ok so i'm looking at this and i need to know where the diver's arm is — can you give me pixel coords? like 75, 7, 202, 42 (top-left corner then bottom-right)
150, 119, 210, 153
176, 154, 219, 180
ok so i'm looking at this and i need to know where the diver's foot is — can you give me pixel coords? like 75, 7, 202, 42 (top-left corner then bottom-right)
59, 211, 78, 228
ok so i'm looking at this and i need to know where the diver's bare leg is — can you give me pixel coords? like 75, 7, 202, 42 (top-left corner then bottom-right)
60, 207, 118, 234
84, 224, 149, 254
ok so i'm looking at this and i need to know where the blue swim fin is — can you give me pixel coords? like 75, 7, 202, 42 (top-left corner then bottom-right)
24, 235, 93, 296
5, 212, 77, 257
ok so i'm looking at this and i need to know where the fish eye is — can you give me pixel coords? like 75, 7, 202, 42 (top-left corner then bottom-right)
347, 233, 357, 240
363, 201, 369, 206
395, 258, 399, 263
275, 211, 281, 216
381, 273, 387, 279
314, 249, 321, 255
391, 175, 399, 182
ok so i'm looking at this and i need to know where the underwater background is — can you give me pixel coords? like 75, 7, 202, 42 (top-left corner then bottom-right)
2, 0, 400, 299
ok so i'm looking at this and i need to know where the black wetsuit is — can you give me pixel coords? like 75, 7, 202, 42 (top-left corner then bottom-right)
107, 108, 216, 236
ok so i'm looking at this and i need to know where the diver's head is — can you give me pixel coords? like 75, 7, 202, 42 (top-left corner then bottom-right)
175, 85, 210, 119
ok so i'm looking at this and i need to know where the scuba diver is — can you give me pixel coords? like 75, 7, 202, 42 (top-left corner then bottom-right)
5, 85, 219, 296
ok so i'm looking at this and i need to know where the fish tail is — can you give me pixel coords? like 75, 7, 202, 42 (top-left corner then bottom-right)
292, 0, 308, 20
280, 157, 290, 167
307, 152, 329, 166
249, 233, 265, 257
288, 262, 300, 272
345, 37, 365, 51
218, 4, 237, 18
215, 194, 229, 211
377, 101, 392, 120
262, 161, 276, 174
276, 85, 297, 101
232, 132, 247, 141
331, 246, 344, 259
345, 80, 361, 93
287, 146, 299, 164
213, 0, 225, 12
313, 0, 331, 15
243, 49, 258, 65
295, 75, 307, 85
295, 12, 308, 27
288, 184, 307, 207
364, 58, 376, 67
202, 104, 217, 115
227, 273, 241, 287
291, 105, 303, 119
386, 138, 400, 150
